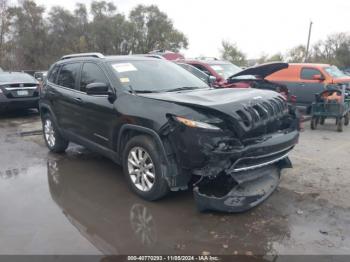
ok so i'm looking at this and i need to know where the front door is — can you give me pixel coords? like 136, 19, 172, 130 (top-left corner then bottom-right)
76, 62, 116, 148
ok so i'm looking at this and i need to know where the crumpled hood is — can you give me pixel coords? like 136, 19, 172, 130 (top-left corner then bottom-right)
139, 88, 285, 119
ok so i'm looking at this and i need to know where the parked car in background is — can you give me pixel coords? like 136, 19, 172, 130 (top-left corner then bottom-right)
0, 67, 3, 72
267, 63, 350, 111
148, 49, 184, 60
179, 58, 242, 87
40, 52, 299, 212
176, 62, 216, 85
181, 59, 292, 101
34, 71, 48, 82
0, 72, 39, 112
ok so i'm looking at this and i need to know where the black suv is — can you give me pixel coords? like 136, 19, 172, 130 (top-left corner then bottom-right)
40, 53, 300, 212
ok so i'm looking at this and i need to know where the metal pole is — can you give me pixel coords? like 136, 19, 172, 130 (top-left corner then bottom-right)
305, 21, 313, 62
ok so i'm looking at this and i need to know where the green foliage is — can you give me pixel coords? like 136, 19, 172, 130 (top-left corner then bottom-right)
257, 53, 284, 64
220, 40, 247, 66
0, 0, 189, 70
286, 45, 307, 63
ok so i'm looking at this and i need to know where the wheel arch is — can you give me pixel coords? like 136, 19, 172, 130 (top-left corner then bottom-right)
115, 124, 170, 167
39, 103, 59, 126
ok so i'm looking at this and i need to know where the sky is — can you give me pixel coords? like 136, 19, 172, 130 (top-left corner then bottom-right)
34, 0, 350, 59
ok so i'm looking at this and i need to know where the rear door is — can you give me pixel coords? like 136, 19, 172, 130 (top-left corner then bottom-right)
76, 62, 115, 148
52, 62, 82, 135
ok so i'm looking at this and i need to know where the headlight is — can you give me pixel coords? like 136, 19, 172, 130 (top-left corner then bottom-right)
175, 116, 221, 130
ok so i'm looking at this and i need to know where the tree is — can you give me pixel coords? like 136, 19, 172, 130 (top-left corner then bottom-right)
257, 52, 284, 64
311, 33, 350, 67
0, 1, 189, 70
128, 5, 188, 53
220, 40, 247, 66
7, 0, 47, 69
285, 45, 306, 63
0, 0, 10, 67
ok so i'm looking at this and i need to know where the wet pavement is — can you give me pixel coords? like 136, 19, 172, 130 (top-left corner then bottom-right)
0, 110, 349, 255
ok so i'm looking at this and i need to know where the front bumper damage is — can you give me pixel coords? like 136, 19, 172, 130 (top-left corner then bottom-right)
161, 98, 300, 213
193, 163, 286, 213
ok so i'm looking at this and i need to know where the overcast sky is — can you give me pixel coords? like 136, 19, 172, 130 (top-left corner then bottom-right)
34, 0, 350, 59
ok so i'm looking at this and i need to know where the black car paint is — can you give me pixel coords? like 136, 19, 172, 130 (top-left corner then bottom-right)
40, 56, 300, 212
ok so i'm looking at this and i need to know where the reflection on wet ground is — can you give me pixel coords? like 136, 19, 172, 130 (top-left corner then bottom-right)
1, 111, 350, 255
46, 149, 350, 255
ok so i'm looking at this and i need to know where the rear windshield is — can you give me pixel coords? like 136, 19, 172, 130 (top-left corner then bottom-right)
0, 73, 36, 83
324, 66, 347, 78
209, 63, 242, 79
109, 60, 208, 92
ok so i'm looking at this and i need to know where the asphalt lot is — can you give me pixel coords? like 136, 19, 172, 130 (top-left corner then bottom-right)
0, 110, 349, 255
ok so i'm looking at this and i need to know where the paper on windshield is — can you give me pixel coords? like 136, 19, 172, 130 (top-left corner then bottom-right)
119, 77, 130, 83
112, 63, 138, 73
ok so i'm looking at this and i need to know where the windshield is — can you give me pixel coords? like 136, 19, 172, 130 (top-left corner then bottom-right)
209, 63, 242, 79
324, 66, 347, 78
177, 63, 209, 83
110, 60, 208, 92
0, 73, 36, 83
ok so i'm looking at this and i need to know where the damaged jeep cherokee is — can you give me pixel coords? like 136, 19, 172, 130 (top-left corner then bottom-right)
40, 53, 300, 212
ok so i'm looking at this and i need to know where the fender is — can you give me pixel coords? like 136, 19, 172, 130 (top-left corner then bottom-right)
116, 124, 170, 167
39, 102, 60, 128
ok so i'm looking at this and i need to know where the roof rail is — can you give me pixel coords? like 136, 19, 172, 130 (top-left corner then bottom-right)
60, 52, 105, 60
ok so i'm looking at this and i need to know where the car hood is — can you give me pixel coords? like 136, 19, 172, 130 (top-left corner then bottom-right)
228, 62, 288, 79
139, 88, 284, 119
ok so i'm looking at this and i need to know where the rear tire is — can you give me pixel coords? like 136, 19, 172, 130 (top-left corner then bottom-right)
123, 135, 170, 201
42, 114, 69, 153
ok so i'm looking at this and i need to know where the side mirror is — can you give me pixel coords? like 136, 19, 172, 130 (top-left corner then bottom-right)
312, 74, 325, 81
86, 82, 109, 95
208, 75, 217, 86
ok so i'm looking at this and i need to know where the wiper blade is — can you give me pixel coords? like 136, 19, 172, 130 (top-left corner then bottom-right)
166, 86, 206, 92
134, 90, 159, 93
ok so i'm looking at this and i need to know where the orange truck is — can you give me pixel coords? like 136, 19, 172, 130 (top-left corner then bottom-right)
267, 63, 350, 111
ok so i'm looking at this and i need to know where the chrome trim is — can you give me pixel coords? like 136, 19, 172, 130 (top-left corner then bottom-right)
5, 86, 37, 90
231, 153, 289, 173
93, 133, 109, 141
229, 146, 293, 173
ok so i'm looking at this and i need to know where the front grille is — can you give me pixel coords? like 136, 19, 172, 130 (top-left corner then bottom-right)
235, 97, 288, 130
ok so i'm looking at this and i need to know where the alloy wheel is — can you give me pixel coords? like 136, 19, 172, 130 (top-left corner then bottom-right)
127, 146, 155, 192
44, 119, 56, 147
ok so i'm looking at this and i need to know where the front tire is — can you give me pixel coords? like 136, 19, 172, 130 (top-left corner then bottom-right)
123, 135, 169, 201
42, 114, 69, 153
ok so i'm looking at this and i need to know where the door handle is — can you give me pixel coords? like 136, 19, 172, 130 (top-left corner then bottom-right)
73, 97, 83, 103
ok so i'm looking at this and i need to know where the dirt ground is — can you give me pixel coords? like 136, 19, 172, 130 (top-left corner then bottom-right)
0, 110, 349, 256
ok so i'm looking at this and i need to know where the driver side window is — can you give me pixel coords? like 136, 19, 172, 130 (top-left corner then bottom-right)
301, 68, 322, 80
80, 63, 109, 92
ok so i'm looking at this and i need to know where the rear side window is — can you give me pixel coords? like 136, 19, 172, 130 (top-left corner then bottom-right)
57, 63, 80, 89
301, 68, 322, 80
48, 65, 59, 83
80, 63, 109, 92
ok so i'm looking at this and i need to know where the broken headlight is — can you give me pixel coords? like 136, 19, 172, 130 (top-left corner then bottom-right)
175, 116, 221, 131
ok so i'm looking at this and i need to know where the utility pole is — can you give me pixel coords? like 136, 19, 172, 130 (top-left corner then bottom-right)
305, 21, 313, 62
